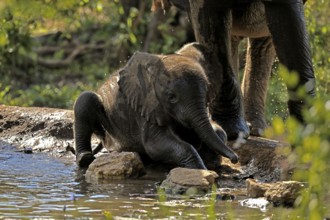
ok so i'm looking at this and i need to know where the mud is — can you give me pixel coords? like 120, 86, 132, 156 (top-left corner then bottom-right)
0, 105, 74, 159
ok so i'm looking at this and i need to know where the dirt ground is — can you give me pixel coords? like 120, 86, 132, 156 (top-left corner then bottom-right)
0, 105, 74, 158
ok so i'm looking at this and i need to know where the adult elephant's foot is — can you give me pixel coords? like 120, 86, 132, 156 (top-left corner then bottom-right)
210, 73, 250, 140
248, 121, 267, 137
245, 112, 267, 137
213, 115, 250, 140
76, 151, 95, 168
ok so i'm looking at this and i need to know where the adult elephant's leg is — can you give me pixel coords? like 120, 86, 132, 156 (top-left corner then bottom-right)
264, 1, 316, 122
242, 37, 276, 136
231, 36, 243, 77
189, 1, 249, 139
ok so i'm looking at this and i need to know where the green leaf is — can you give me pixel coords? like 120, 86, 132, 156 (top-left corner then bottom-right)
272, 116, 285, 135
0, 29, 8, 46
103, 211, 113, 220
129, 32, 137, 44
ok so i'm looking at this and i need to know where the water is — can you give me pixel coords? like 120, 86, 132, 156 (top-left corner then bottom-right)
0, 143, 294, 219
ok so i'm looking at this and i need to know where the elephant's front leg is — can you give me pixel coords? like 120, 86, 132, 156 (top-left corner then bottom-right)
188, 1, 249, 140
264, 1, 316, 122
242, 37, 276, 136
142, 124, 207, 169
74, 91, 107, 168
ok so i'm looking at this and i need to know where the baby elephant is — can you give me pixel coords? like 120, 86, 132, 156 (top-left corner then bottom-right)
73, 43, 238, 170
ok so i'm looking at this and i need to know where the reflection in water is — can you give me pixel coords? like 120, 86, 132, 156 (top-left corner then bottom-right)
0, 143, 294, 219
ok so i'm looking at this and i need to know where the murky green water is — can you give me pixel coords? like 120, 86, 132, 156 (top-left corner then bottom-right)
0, 143, 297, 219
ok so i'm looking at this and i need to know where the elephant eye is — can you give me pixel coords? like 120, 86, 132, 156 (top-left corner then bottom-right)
167, 92, 178, 104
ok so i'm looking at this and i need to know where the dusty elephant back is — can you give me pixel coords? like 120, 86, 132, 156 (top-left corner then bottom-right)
97, 72, 146, 153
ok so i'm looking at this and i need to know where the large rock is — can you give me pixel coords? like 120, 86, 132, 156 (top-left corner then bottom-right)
218, 136, 293, 189
246, 178, 272, 198
265, 181, 305, 206
160, 167, 219, 196
246, 178, 305, 207
233, 137, 292, 182
85, 152, 145, 182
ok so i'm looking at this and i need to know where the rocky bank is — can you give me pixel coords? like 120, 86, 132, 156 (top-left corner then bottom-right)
0, 105, 302, 206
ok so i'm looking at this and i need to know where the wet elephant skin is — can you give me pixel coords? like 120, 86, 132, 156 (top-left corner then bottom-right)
73, 43, 238, 169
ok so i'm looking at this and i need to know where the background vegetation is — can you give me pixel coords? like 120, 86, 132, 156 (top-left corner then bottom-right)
0, 0, 328, 115
0, 0, 192, 108
0, 0, 329, 219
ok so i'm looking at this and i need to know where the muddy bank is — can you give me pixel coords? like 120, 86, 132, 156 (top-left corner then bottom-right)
0, 105, 292, 187
0, 105, 74, 159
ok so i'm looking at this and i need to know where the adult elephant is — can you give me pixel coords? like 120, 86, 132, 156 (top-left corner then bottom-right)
152, 0, 315, 137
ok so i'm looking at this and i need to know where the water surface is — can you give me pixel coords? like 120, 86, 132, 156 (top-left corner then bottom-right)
0, 143, 296, 219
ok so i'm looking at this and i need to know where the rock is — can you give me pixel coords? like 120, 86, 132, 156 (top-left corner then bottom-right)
0, 105, 296, 192
265, 181, 305, 207
215, 193, 236, 201
85, 152, 145, 182
23, 147, 33, 154
160, 167, 218, 196
246, 178, 272, 198
223, 136, 293, 185
245, 179, 305, 207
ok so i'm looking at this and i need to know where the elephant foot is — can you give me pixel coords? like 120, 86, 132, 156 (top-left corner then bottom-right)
249, 125, 265, 137
213, 115, 250, 140
245, 113, 267, 137
205, 157, 222, 171
198, 145, 223, 170
76, 151, 95, 168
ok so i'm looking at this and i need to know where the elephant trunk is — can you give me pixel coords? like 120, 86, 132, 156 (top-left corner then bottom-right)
189, 110, 239, 164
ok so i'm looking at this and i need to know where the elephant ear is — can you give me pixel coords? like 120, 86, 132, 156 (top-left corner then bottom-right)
118, 52, 169, 125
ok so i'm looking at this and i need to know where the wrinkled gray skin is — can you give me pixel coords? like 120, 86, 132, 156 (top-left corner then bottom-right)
73, 43, 238, 169
153, 0, 315, 137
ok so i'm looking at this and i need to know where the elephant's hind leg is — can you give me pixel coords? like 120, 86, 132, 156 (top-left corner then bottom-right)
73, 91, 105, 168
242, 37, 275, 136
264, 2, 316, 122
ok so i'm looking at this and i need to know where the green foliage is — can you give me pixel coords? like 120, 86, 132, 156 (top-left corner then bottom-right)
103, 210, 114, 220
156, 187, 170, 217
206, 185, 217, 219
266, 67, 330, 219
305, 0, 330, 97
2, 1, 325, 111
266, 64, 290, 121
292, 97, 330, 219
0, 82, 82, 108
269, 98, 330, 219
0, 1, 328, 219
0, 0, 190, 108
